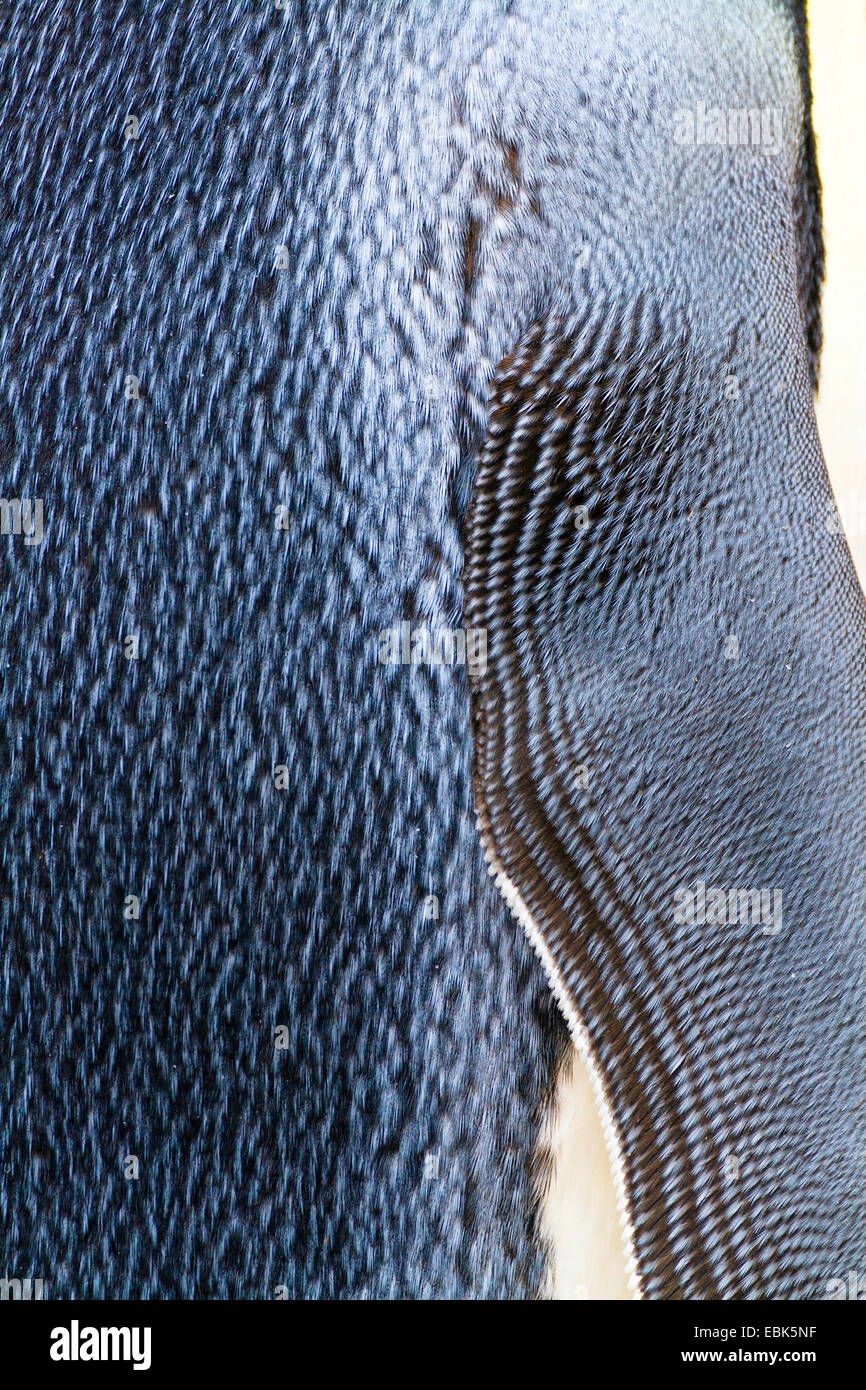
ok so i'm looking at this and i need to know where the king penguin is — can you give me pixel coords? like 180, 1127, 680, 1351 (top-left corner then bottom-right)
0, 0, 863, 1300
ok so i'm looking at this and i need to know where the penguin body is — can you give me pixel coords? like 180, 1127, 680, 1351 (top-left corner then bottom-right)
2, 1, 858, 1300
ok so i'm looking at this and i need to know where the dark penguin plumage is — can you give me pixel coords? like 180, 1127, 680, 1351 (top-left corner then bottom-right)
0, 1, 860, 1299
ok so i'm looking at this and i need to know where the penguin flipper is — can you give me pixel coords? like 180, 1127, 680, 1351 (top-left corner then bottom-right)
465, 293, 866, 1298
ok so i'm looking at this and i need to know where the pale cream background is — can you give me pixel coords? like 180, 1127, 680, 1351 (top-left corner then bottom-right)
812, 0, 866, 586
544, 0, 866, 1299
